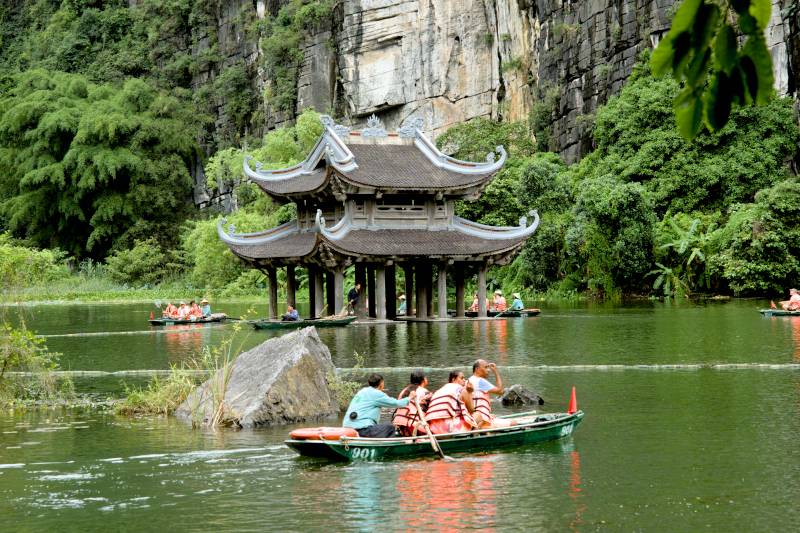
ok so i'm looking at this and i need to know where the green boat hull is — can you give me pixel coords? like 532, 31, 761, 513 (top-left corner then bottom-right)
759, 309, 800, 317
149, 315, 226, 326
463, 310, 522, 318
285, 411, 583, 461
251, 316, 357, 330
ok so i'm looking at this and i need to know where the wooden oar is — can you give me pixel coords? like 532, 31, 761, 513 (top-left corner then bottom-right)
413, 397, 452, 461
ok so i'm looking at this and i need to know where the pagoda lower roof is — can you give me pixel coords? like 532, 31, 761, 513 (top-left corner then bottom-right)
218, 211, 540, 264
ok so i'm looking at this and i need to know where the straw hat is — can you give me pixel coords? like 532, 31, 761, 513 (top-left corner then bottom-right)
399, 294, 406, 300
201, 298, 209, 304
494, 289, 503, 295
512, 292, 521, 299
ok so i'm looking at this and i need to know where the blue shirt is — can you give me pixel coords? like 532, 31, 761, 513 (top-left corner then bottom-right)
510, 298, 524, 310
201, 304, 211, 316
398, 301, 406, 313
343, 387, 409, 429
284, 309, 299, 321
469, 376, 495, 393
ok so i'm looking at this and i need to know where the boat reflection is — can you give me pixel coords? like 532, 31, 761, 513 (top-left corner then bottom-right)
397, 457, 497, 531
568, 450, 585, 532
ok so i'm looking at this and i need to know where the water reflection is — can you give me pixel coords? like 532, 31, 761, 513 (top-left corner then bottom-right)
568, 450, 585, 532
395, 457, 497, 530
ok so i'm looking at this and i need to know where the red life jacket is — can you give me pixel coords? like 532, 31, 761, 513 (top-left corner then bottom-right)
468, 376, 493, 422
392, 386, 430, 435
425, 383, 475, 428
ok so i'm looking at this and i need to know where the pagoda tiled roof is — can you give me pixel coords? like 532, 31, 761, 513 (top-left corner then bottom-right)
243, 115, 506, 197
218, 210, 539, 263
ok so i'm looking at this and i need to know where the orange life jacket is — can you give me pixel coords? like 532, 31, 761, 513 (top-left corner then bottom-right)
425, 383, 475, 427
468, 377, 493, 423
393, 386, 430, 435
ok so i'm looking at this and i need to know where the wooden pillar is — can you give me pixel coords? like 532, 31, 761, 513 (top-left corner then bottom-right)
386, 263, 396, 320
355, 263, 367, 317
426, 263, 434, 318
325, 271, 335, 317
404, 264, 414, 317
416, 262, 427, 319
367, 264, 376, 318
334, 268, 344, 316
437, 262, 448, 319
455, 265, 465, 318
477, 263, 488, 318
286, 265, 296, 308
376, 265, 386, 320
314, 268, 324, 318
267, 267, 278, 319
308, 266, 317, 319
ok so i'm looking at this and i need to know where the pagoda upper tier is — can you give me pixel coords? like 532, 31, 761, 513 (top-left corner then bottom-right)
243, 115, 507, 201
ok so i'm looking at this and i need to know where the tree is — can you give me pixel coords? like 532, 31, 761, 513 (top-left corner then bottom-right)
0, 69, 199, 258
651, 0, 775, 139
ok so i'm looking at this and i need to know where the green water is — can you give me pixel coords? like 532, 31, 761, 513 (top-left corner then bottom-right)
2, 300, 800, 530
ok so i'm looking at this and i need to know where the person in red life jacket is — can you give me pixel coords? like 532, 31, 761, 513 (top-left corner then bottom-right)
780, 288, 800, 310
392, 369, 433, 436
468, 359, 516, 429
188, 300, 203, 319
343, 373, 417, 438
426, 371, 477, 434
163, 302, 177, 318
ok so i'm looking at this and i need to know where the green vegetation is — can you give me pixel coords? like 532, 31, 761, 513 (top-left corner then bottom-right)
0, 314, 74, 407
443, 57, 799, 298
651, 0, 775, 139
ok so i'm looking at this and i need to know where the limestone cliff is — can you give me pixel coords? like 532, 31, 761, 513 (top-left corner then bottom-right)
197, 0, 799, 171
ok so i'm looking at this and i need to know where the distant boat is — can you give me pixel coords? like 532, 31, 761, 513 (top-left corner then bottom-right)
285, 410, 584, 461
250, 315, 357, 330
759, 309, 800, 317
149, 313, 227, 326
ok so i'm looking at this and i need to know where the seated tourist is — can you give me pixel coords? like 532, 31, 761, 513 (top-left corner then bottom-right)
780, 288, 800, 310
468, 293, 479, 312
492, 290, 507, 312
177, 302, 189, 319
281, 305, 299, 321
200, 298, 211, 317
392, 369, 432, 436
468, 359, 515, 429
343, 374, 416, 438
509, 292, 524, 311
188, 300, 203, 319
163, 301, 177, 318
425, 371, 476, 434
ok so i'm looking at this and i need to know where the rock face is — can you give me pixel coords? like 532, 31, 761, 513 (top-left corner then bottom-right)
500, 384, 544, 406
190, 0, 799, 200
174, 327, 338, 428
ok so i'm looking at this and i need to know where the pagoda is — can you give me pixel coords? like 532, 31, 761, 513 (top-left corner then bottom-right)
217, 115, 539, 320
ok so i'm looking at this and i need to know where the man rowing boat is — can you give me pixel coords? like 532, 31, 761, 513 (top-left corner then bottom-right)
343, 373, 416, 438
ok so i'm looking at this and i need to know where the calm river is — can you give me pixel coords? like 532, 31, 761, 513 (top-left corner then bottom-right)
1, 299, 799, 531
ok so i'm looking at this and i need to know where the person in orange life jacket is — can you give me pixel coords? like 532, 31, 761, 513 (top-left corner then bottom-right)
163, 302, 177, 318
426, 371, 477, 434
343, 373, 416, 438
188, 300, 203, 319
469, 359, 516, 429
392, 369, 433, 436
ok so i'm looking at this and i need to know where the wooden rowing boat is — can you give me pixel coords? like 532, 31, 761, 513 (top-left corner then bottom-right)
250, 315, 357, 330
149, 313, 227, 326
463, 310, 522, 318
522, 308, 541, 317
285, 410, 584, 461
759, 309, 800, 317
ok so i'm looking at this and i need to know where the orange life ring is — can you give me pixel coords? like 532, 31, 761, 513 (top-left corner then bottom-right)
289, 427, 359, 441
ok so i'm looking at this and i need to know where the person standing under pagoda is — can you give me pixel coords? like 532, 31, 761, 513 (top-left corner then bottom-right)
347, 282, 362, 315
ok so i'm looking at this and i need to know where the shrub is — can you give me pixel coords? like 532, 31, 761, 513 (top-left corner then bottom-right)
0, 233, 69, 289
104, 238, 171, 286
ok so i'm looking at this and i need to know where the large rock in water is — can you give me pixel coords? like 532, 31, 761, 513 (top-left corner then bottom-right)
174, 327, 338, 428
500, 384, 544, 406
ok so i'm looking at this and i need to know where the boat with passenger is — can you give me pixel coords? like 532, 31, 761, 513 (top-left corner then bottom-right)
149, 313, 227, 326
250, 315, 357, 330
285, 410, 583, 461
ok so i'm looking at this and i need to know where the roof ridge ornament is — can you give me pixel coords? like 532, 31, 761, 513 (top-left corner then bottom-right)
320, 115, 351, 137
398, 116, 424, 138
362, 114, 387, 138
